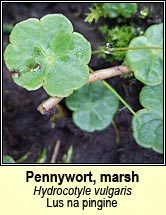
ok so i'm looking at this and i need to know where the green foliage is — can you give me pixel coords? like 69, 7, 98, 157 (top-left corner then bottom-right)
62, 145, 73, 163
100, 25, 137, 61
3, 23, 13, 34
85, 3, 137, 23
139, 84, 163, 113
16, 153, 29, 163
36, 148, 47, 163
126, 23, 163, 153
4, 14, 91, 97
4, 12, 163, 155
85, 3, 106, 23
126, 23, 163, 85
3, 155, 15, 163
139, 6, 150, 19
66, 81, 119, 132
86, 9, 163, 153
132, 84, 163, 153
103, 3, 137, 18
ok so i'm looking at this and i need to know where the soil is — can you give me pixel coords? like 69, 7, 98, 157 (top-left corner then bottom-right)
2, 2, 164, 164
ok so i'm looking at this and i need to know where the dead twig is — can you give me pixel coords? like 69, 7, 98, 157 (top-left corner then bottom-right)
112, 120, 120, 144
88, 65, 130, 83
37, 65, 131, 115
50, 139, 61, 163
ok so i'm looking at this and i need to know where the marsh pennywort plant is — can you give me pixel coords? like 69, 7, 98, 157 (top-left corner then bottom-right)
4, 13, 163, 154
4, 14, 91, 97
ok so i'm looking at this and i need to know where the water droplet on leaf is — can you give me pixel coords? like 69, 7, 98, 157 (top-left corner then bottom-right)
105, 42, 112, 48
139, 31, 144, 35
76, 52, 83, 59
104, 43, 113, 55
140, 7, 149, 18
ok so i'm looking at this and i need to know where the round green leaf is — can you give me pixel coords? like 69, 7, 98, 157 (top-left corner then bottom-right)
4, 14, 91, 97
140, 84, 163, 114
132, 83, 163, 154
103, 3, 137, 18
3, 155, 15, 163
66, 81, 119, 132
126, 23, 163, 85
132, 110, 163, 154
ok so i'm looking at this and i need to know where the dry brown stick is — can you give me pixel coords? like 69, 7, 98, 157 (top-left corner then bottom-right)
112, 120, 120, 144
37, 97, 63, 115
88, 65, 130, 83
50, 139, 61, 163
37, 65, 130, 115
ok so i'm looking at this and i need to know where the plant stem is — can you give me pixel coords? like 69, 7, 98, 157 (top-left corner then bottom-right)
102, 80, 137, 117
37, 65, 131, 115
89, 66, 137, 117
92, 46, 162, 54
16, 153, 29, 163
